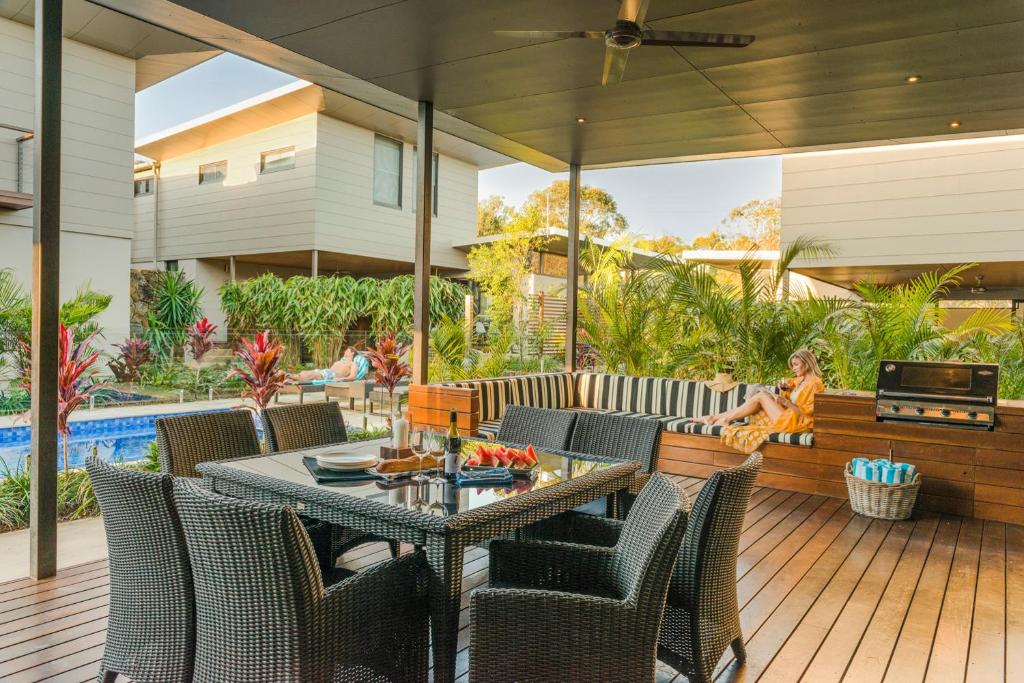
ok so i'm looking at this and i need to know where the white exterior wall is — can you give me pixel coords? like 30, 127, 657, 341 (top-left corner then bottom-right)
782, 137, 1024, 267
314, 114, 475, 270
134, 114, 319, 264
0, 17, 133, 338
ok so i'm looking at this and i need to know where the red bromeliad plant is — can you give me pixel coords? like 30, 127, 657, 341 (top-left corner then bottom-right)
20, 324, 104, 471
229, 330, 285, 413
187, 317, 218, 363
365, 332, 411, 414
108, 337, 151, 384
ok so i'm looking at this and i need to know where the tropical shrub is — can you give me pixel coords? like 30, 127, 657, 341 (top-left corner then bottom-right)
0, 459, 99, 532
230, 330, 286, 413
364, 331, 411, 413
147, 270, 204, 359
218, 274, 467, 365
187, 317, 218, 362
20, 324, 105, 471
108, 337, 151, 383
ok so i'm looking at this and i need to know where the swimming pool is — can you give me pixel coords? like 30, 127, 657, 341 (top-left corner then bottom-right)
0, 409, 232, 473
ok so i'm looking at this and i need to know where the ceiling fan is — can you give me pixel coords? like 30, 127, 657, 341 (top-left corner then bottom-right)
496, 0, 755, 86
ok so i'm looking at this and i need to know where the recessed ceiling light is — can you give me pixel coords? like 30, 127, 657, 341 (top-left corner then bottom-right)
576, 117, 586, 123
949, 120, 962, 129
905, 74, 921, 83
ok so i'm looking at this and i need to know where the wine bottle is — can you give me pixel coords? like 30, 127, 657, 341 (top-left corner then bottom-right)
444, 409, 461, 477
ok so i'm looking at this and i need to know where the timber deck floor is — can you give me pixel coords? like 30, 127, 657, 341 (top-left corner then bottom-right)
0, 475, 1021, 682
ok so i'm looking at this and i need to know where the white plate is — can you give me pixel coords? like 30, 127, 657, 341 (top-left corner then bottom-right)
316, 452, 378, 471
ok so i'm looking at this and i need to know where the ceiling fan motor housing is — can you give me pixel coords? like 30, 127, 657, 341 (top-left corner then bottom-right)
606, 20, 642, 49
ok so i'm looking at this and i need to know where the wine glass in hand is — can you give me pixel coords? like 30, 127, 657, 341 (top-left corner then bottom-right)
410, 429, 429, 483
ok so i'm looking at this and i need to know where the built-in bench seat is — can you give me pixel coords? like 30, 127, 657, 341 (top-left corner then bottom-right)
440, 371, 814, 448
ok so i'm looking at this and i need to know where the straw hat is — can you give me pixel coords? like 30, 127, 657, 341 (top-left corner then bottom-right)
705, 371, 738, 392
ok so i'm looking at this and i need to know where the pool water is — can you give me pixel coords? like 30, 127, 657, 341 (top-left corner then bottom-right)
0, 409, 231, 473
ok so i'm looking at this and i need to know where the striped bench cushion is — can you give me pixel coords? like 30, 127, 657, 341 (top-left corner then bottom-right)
483, 410, 812, 446
443, 373, 575, 422
575, 373, 750, 419
680, 420, 815, 447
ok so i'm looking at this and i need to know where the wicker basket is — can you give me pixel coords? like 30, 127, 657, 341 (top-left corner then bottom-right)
844, 463, 920, 520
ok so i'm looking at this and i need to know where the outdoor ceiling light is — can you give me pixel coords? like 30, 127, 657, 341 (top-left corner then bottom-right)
949, 120, 962, 128
905, 74, 921, 83
576, 117, 586, 123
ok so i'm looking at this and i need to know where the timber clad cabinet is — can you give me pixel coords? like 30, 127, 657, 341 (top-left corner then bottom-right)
409, 377, 1024, 524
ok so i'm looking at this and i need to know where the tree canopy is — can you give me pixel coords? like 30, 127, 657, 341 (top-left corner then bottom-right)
522, 180, 628, 239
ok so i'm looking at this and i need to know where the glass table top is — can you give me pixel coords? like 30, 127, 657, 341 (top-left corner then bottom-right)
209, 438, 624, 517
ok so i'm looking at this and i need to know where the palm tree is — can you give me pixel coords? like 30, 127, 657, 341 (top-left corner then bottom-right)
658, 237, 849, 382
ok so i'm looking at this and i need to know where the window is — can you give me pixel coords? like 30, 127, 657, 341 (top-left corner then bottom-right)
372, 135, 402, 208
198, 160, 226, 185
411, 148, 440, 216
133, 177, 153, 197
260, 146, 295, 174
165, 260, 178, 272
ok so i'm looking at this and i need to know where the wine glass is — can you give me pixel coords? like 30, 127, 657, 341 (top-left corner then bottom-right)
428, 429, 447, 483
409, 429, 430, 483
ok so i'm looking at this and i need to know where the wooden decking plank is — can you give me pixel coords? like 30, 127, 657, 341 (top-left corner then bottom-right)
714, 512, 873, 681
0, 561, 107, 594
0, 605, 111, 651
843, 517, 941, 682
738, 492, 809, 554
1004, 523, 1024, 681
0, 585, 109, 626
738, 495, 828, 577
740, 489, 798, 534
881, 517, 963, 683
798, 518, 915, 682
0, 594, 108, 638
2, 630, 106, 682
925, 518, 984, 682
757, 518, 894, 682
0, 575, 111, 615
0, 617, 108, 675
965, 520, 1005, 683
737, 497, 845, 601
0, 566, 109, 604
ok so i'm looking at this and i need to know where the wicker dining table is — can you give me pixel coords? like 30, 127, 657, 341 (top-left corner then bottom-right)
196, 437, 640, 683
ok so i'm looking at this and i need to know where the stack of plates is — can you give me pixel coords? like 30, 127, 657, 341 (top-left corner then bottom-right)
315, 452, 378, 471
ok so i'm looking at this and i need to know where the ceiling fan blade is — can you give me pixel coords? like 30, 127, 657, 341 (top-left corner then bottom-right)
618, 0, 652, 24
495, 30, 604, 40
641, 30, 755, 47
602, 47, 630, 86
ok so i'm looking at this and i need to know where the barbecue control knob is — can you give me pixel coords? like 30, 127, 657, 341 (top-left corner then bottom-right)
968, 411, 978, 420
940, 409, 951, 418
914, 407, 925, 416
890, 405, 901, 414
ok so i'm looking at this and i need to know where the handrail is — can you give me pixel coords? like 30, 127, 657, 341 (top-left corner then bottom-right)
2, 123, 34, 194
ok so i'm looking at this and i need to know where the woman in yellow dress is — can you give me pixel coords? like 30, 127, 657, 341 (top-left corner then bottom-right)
698, 349, 826, 454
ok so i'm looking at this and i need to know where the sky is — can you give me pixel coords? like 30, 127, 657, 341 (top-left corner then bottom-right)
137, 54, 780, 242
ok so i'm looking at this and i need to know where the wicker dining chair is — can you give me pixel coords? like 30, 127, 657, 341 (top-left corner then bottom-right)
173, 480, 430, 683
521, 452, 763, 682
568, 411, 663, 473
262, 402, 400, 560
468, 472, 689, 683
261, 401, 349, 453
494, 404, 578, 450
85, 456, 194, 683
155, 410, 261, 478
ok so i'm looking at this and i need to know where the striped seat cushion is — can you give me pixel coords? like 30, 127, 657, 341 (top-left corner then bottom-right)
575, 373, 750, 420
680, 420, 814, 446
476, 419, 501, 439
444, 373, 575, 422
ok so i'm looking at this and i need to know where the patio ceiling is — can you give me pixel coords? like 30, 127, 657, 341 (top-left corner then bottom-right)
91, 0, 1024, 170
2, 0, 220, 89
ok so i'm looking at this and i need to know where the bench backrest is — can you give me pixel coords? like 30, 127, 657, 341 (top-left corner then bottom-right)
577, 373, 749, 420
445, 372, 575, 421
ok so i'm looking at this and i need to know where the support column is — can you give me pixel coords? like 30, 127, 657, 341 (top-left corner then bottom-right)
411, 101, 433, 385
311, 249, 319, 277
30, 0, 62, 580
565, 163, 581, 372
229, 255, 236, 281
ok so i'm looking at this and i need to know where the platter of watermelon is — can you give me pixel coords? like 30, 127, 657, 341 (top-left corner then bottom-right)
463, 442, 540, 477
